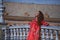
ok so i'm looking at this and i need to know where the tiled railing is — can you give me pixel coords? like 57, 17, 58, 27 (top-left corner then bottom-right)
1, 25, 60, 40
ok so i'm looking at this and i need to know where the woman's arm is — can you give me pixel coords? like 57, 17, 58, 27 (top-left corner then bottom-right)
41, 20, 49, 26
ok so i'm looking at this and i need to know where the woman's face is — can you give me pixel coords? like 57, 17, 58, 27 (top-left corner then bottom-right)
35, 11, 44, 22
35, 11, 40, 21
35, 12, 39, 17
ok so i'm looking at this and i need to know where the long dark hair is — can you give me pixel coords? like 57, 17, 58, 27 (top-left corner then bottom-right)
37, 11, 44, 26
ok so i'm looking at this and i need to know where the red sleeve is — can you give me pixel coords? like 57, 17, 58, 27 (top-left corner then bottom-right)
41, 20, 49, 26
29, 22, 32, 28
29, 19, 35, 28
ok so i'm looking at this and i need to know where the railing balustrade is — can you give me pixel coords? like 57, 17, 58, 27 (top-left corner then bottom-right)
1, 25, 60, 40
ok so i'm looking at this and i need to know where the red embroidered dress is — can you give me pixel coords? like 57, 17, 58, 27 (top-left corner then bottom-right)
27, 19, 48, 40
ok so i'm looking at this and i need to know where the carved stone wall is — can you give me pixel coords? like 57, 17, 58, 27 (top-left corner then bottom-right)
3, 2, 60, 26
4, 2, 60, 18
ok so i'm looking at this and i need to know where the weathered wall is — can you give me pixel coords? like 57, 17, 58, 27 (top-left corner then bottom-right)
4, 2, 60, 18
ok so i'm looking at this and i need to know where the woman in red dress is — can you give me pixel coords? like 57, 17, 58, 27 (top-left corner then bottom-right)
27, 11, 49, 40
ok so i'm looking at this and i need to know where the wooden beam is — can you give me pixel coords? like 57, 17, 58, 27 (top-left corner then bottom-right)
45, 18, 60, 22
4, 16, 34, 21
4, 16, 60, 22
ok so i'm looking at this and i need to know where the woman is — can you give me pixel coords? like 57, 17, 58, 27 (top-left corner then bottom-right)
27, 11, 49, 40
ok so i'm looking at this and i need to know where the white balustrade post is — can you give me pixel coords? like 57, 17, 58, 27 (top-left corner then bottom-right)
17, 28, 19, 37
25, 28, 29, 40
5, 29, 7, 40
23, 28, 25, 40
10, 29, 14, 40
5, 29, 7, 38
23, 28, 25, 36
16, 28, 19, 40
45, 29, 49, 40
27, 28, 29, 33
10, 29, 13, 37
19, 28, 22, 40
41, 29, 45, 40
55, 30, 59, 40
14, 28, 16, 37
49, 30, 54, 40
20, 28, 22, 36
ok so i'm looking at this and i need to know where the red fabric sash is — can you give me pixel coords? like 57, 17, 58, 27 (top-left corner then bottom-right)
27, 19, 48, 40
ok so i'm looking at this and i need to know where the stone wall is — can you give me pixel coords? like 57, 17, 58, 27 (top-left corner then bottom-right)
4, 2, 60, 18
3, 2, 60, 26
